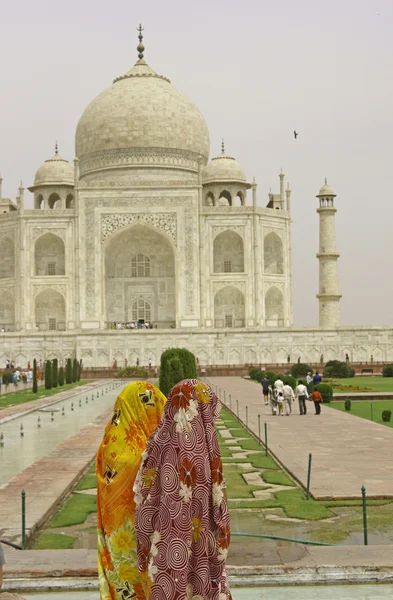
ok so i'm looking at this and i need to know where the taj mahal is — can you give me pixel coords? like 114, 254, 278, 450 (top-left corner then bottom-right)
0, 28, 392, 367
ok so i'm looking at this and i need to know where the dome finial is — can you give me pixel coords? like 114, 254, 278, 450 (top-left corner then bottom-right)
325, 177, 327, 184
221, 138, 225, 154
55, 141, 58, 155
137, 24, 145, 61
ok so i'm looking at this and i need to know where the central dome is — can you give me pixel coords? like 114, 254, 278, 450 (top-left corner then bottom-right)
75, 47, 210, 180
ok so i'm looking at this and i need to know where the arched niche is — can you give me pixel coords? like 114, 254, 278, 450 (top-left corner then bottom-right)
214, 285, 245, 328
35, 289, 66, 331
48, 193, 61, 209
213, 230, 244, 273
35, 194, 44, 209
265, 286, 284, 327
66, 194, 74, 209
234, 191, 245, 206
264, 232, 284, 274
218, 190, 232, 206
35, 233, 65, 276
104, 224, 176, 328
0, 238, 15, 279
205, 192, 214, 206
0, 290, 15, 331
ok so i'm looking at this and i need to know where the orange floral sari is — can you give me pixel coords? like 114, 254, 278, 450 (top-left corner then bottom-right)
96, 381, 166, 599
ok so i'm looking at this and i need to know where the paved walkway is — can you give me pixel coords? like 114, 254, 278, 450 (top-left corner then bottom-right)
0, 407, 112, 544
208, 377, 393, 499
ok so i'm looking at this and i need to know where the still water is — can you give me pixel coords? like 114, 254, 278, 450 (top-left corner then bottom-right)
0, 382, 125, 486
21, 585, 393, 599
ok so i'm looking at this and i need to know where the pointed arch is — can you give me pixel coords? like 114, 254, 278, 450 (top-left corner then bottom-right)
218, 190, 232, 206
35, 289, 66, 331
213, 230, 244, 273
0, 238, 15, 278
265, 286, 284, 327
0, 290, 15, 330
214, 285, 245, 328
264, 232, 284, 274
48, 192, 61, 209
35, 233, 65, 276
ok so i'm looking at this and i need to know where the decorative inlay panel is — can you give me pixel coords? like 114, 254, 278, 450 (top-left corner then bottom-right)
101, 212, 177, 244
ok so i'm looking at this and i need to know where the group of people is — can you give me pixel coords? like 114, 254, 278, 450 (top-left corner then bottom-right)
261, 371, 323, 416
110, 321, 157, 330
96, 379, 232, 599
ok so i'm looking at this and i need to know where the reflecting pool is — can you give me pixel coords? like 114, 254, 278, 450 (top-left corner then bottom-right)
0, 382, 126, 486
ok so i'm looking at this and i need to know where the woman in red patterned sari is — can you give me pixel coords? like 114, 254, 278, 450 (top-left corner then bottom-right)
134, 379, 232, 600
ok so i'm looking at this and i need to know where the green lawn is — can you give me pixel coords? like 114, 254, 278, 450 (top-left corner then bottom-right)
330, 400, 393, 427
329, 376, 393, 394
34, 532, 75, 550
0, 380, 90, 410
48, 493, 97, 527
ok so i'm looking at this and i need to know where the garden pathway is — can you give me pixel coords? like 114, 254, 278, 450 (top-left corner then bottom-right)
208, 377, 393, 499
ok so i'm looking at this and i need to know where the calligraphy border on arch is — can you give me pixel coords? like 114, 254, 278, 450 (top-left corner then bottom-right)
83, 196, 195, 317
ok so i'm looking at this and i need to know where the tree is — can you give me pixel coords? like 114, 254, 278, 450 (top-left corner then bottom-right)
58, 366, 64, 386
45, 360, 52, 390
159, 347, 196, 396
78, 359, 82, 381
290, 363, 313, 378
323, 360, 355, 378
72, 358, 78, 383
33, 359, 38, 393
52, 359, 58, 388
66, 358, 72, 384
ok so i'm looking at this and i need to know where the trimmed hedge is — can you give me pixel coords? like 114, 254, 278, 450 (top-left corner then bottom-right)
115, 366, 149, 378
72, 359, 78, 383
345, 399, 351, 411
290, 363, 313, 378
382, 410, 392, 422
45, 360, 52, 390
58, 366, 64, 387
66, 358, 72, 384
33, 358, 38, 393
52, 358, 58, 388
159, 347, 196, 397
383, 364, 393, 378
324, 360, 355, 378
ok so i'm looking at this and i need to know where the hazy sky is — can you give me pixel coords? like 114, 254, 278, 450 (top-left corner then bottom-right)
1, 0, 392, 327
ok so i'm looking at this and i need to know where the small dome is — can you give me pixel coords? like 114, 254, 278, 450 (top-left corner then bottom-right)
318, 179, 335, 196
33, 148, 74, 187
202, 148, 246, 184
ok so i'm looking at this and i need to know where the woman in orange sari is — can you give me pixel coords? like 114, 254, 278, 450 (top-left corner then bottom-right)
96, 381, 166, 599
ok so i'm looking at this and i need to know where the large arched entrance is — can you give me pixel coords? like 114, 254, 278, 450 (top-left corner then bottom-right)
104, 225, 176, 327
35, 289, 66, 330
214, 285, 245, 328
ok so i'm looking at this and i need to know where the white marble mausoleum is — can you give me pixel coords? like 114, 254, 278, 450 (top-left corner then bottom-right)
0, 29, 392, 367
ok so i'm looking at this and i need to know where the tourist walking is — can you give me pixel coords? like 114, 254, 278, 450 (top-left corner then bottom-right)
134, 379, 232, 600
274, 377, 284, 393
283, 383, 295, 414
310, 388, 323, 415
269, 385, 278, 415
295, 379, 309, 415
306, 371, 313, 392
277, 391, 285, 416
261, 375, 270, 405
96, 381, 166, 599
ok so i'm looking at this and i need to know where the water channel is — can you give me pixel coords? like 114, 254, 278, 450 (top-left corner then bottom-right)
0, 381, 125, 486
20, 584, 393, 599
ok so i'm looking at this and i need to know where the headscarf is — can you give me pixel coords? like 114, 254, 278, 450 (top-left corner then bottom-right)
134, 379, 232, 600
96, 381, 166, 600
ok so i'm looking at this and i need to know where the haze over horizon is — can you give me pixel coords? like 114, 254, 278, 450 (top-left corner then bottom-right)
1, 0, 392, 328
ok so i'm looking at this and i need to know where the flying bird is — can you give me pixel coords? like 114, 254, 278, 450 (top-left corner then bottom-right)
294, 130, 298, 139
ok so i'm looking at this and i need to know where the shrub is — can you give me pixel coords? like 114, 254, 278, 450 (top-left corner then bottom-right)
45, 360, 52, 390
383, 364, 393, 378
345, 399, 351, 411
264, 371, 277, 384
52, 359, 58, 388
66, 358, 72, 384
282, 375, 297, 390
33, 359, 38, 393
115, 366, 149, 378
249, 367, 260, 380
58, 366, 64, 387
290, 363, 313, 378
315, 383, 333, 403
2, 372, 12, 390
382, 410, 392, 422
324, 360, 355, 378
72, 359, 78, 383
159, 347, 195, 396
78, 359, 82, 381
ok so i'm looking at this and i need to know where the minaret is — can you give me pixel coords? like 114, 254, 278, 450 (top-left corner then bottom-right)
317, 179, 341, 328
